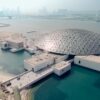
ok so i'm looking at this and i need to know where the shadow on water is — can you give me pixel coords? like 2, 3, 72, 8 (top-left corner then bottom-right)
52, 70, 71, 80
94, 77, 100, 89
73, 65, 100, 91
29, 74, 53, 88
29, 71, 71, 100
30, 65, 100, 100
1, 49, 24, 54
29, 70, 71, 88
12, 50, 25, 55
72, 64, 100, 75
33, 77, 67, 100
34, 87, 66, 100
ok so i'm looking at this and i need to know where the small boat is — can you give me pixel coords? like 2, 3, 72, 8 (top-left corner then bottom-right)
10, 48, 24, 53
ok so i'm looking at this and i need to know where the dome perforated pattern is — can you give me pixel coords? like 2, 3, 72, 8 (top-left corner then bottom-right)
35, 29, 100, 55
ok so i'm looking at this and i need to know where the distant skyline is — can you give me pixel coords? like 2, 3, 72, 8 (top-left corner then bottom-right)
0, 0, 100, 14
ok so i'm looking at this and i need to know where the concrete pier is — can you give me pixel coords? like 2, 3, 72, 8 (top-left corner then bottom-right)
2, 67, 53, 93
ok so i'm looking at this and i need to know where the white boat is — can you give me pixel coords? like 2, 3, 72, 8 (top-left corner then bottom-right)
10, 48, 24, 53
25, 47, 37, 54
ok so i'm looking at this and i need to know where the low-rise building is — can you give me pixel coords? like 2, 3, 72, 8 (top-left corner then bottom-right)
24, 53, 55, 72
1, 53, 71, 93
53, 61, 71, 76
1, 37, 24, 52
6, 38, 24, 49
49, 53, 68, 63
24, 53, 68, 72
1, 41, 10, 50
74, 55, 100, 71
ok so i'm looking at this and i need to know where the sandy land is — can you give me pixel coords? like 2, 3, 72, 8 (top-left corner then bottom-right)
6, 89, 31, 100
0, 72, 14, 100
0, 72, 31, 100
21, 89, 32, 100
0, 32, 14, 42
0, 72, 14, 83
0, 32, 26, 43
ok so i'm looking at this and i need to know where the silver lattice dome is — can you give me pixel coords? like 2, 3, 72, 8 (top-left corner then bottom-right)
35, 29, 100, 55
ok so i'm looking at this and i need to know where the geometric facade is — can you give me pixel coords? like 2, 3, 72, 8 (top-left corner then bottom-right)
35, 29, 100, 55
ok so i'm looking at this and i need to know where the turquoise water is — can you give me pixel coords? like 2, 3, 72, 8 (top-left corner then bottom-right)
0, 49, 31, 74
31, 65, 100, 100
0, 18, 100, 100
0, 49, 100, 100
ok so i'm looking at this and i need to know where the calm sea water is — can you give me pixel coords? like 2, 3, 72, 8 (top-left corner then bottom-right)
0, 17, 100, 100
0, 50, 31, 74
0, 17, 100, 33
31, 66, 100, 100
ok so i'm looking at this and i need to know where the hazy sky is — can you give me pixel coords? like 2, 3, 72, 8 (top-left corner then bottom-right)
0, 0, 100, 13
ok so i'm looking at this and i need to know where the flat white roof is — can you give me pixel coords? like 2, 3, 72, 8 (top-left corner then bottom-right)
75, 55, 100, 63
24, 53, 55, 67
54, 61, 70, 70
5, 67, 53, 92
41, 53, 67, 60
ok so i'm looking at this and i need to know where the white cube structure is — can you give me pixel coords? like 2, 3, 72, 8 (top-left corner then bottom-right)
74, 55, 100, 71
52, 54, 68, 63
53, 61, 71, 76
24, 53, 55, 72
25, 46, 37, 54
43, 53, 68, 64
1, 41, 9, 49
5, 37, 24, 49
